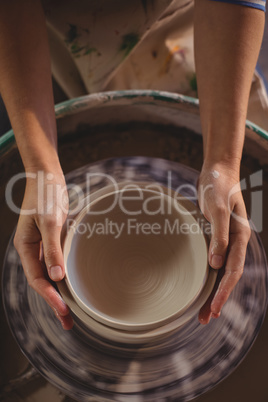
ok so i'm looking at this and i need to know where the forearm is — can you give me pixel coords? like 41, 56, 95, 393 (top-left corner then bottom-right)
0, 0, 60, 172
194, 0, 265, 171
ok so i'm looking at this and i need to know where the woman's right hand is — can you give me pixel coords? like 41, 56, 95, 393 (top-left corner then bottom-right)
0, 1, 73, 329
13, 168, 73, 330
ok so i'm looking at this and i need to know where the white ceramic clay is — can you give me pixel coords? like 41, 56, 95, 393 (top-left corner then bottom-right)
63, 183, 210, 331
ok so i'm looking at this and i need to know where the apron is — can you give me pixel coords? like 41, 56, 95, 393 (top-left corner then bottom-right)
42, 0, 268, 130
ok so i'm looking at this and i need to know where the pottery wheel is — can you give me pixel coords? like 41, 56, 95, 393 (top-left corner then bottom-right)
2, 157, 268, 402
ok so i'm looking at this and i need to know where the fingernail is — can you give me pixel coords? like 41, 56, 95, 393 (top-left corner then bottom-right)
199, 317, 206, 325
50, 265, 63, 281
211, 254, 223, 268
212, 312, 220, 319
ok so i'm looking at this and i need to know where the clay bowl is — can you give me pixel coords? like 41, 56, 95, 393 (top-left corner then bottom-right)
62, 182, 213, 333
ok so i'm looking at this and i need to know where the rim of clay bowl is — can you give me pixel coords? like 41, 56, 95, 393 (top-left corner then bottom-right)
62, 182, 211, 331
57, 264, 217, 344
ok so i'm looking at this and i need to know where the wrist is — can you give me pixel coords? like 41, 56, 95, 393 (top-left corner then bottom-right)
200, 112, 245, 176
24, 154, 63, 176
203, 154, 241, 172
23, 139, 61, 174
202, 158, 241, 181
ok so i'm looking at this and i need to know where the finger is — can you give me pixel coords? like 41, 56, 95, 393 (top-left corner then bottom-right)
209, 204, 230, 269
212, 312, 221, 319
211, 203, 250, 315
16, 240, 73, 328
40, 219, 65, 282
33, 275, 74, 330
198, 268, 224, 324
53, 307, 74, 330
198, 296, 213, 325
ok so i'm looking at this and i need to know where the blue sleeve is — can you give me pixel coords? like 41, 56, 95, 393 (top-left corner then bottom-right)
210, 0, 266, 11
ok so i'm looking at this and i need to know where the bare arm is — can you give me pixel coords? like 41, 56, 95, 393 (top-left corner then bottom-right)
195, 0, 264, 167
0, 0, 59, 171
194, 0, 264, 323
0, 0, 73, 329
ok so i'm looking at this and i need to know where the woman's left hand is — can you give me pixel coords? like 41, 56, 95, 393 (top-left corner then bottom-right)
197, 162, 251, 324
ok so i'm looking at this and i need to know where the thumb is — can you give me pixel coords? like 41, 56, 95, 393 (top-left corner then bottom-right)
41, 221, 65, 282
209, 206, 230, 269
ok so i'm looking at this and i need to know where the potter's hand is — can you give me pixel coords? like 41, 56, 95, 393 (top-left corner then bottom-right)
0, 1, 72, 328
193, 0, 263, 323
13, 170, 73, 330
197, 163, 251, 324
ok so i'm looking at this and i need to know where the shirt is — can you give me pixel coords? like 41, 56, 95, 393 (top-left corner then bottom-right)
212, 0, 266, 12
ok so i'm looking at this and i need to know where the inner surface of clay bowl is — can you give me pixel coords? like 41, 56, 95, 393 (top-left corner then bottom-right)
63, 184, 209, 331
